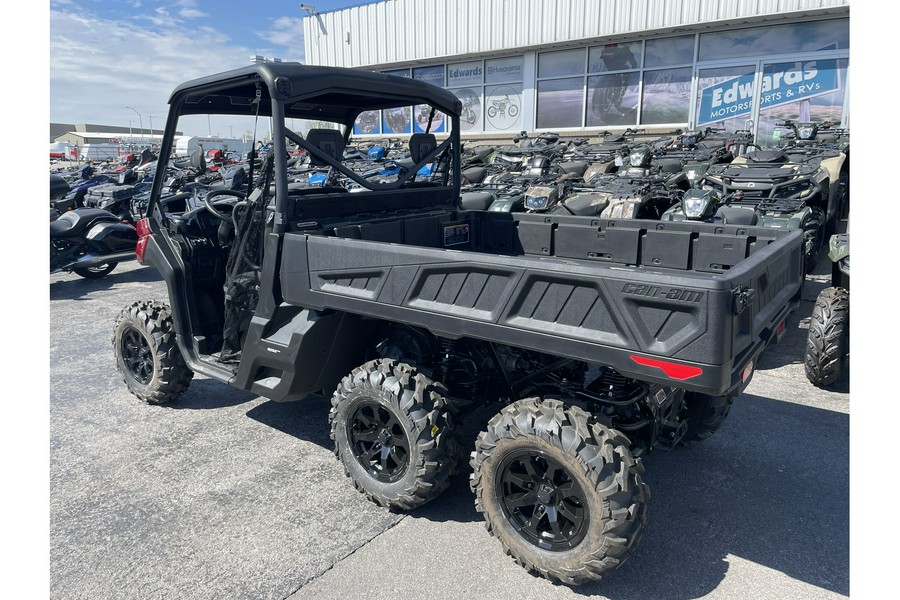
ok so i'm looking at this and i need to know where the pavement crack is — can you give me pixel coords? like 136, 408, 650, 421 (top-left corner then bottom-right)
281, 514, 408, 599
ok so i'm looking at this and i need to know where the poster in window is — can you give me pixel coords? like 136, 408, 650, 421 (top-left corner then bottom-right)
353, 110, 381, 135
450, 88, 481, 131
484, 84, 522, 131
380, 69, 412, 134
447, 61, 483, 87
382, 106, 412, 134
414, 105, 446, 133
587, 72, 639, 127
588, 43, 642, 73
486, 57, 523, 84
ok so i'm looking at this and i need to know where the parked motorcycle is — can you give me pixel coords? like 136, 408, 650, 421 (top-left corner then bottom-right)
50, 204, 138, 278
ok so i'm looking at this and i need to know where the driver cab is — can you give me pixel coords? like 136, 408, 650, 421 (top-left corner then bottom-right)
141, 62, 462, 369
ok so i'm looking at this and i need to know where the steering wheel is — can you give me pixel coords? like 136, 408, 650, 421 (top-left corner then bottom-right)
203, 189, 248, 224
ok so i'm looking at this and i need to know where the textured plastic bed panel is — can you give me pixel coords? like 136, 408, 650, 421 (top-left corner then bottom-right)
278, 217, 803, 395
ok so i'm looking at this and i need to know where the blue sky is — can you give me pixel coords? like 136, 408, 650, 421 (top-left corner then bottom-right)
49, 0, 373, 136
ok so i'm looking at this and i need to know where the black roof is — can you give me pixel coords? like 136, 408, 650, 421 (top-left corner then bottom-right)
169, 62, 461, 126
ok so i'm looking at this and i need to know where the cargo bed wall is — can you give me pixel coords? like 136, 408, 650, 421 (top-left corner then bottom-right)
278, 216, 803, 395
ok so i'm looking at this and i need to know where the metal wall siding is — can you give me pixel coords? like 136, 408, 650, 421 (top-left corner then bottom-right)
303, 0, 848, 68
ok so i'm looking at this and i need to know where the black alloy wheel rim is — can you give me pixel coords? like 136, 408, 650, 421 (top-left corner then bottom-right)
347, 400, 410, 482
121, 327, 154, 385
496, 449, 589, 551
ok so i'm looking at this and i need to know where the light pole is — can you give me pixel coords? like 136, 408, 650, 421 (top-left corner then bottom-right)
126, 106, 144, 141
128, 119, 134, 151
147, 115, 154, 141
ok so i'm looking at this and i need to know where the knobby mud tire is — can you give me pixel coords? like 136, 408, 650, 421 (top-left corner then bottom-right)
471, 397, 648, 585
804, 287, 849, 387
113, 300, 193, 404
330, 358, 459, 510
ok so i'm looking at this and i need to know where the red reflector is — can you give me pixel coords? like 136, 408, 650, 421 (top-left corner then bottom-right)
135, 218, 151, 238
741, 360, 755, 383
135, 237, 148, 264
629, 355, 703, 380
777, 320, 786, 336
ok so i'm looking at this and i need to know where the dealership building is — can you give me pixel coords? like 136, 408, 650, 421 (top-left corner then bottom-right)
301, 0, 849, 145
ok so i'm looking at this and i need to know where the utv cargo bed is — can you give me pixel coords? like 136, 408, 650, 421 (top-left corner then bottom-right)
277, 211, 803, 397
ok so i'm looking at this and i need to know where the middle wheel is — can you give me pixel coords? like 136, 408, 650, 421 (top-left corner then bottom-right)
330, 358, 459, 510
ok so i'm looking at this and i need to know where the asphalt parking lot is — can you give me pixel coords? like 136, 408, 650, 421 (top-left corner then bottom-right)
49, 255, 849, 600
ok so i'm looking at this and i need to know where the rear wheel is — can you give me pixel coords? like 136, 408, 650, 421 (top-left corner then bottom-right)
74, 263, 116, 278
805, 287, 849, 387
113, 300, 193, 404
471, 397, 648, 585
330, 358, 459, 510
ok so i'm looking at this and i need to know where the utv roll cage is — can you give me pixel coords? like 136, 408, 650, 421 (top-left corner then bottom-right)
147, 62, 464, 232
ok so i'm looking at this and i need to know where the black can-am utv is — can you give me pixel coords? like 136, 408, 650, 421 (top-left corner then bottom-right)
113, 62, 804, 585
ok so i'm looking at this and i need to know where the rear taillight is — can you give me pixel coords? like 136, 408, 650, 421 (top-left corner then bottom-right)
135, 218, 151, 238
135, 218, 151, 264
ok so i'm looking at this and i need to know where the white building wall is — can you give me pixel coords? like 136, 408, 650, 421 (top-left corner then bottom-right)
303, 0, 850, 69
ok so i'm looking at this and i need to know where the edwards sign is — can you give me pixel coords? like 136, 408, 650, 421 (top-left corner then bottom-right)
697, 59, 840, 125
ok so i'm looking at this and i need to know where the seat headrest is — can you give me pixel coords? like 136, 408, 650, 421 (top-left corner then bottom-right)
409, 133, 437, 164
306, 129, 345, 167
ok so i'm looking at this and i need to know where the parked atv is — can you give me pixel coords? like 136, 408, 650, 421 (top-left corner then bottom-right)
699, 148, 834, 273
772, 119, 849, 228
112, 62, 804, 586
551, 144, 682, 219
804, 233, 849, 387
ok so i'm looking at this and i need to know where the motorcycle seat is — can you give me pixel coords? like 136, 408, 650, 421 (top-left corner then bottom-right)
50, 208, 119, 239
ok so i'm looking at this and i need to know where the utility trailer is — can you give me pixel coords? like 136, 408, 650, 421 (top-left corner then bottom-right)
113, 62, 804, 585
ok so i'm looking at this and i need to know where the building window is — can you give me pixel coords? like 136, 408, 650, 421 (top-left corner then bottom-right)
640, 67, 693, 125
699, 19, 849, 61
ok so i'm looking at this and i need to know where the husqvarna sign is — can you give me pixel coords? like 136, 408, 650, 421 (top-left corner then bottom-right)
697, 59, 840, 125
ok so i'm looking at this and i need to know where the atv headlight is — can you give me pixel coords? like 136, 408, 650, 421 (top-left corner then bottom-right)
682, 188, 718, 219
524, 186, 556, 210
525, 195, 549, 210
629, 148, 652, 168
797, 124, 816, 140
838, 255, 849, 276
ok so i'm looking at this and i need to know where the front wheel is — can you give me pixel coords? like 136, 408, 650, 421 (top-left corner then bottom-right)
113, 300, 193, 404
805, 287, 849, 387
471, 397, 648, 585
74, 263, 116, 278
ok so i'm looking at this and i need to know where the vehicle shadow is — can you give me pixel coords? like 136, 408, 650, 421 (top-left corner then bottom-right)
410, 394, 849, 599
49, 265, 161, 301
167, 378, 259, 410
245, 393, 334, 450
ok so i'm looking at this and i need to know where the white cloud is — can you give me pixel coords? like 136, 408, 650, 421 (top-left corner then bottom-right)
257, 16, 305, 53
50, 8, 259, 134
